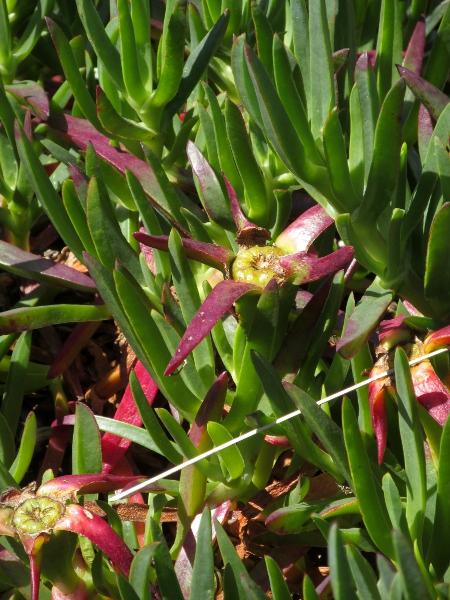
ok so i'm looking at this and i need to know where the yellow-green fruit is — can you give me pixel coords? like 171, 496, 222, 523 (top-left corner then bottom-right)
12, 497, 65, 535
231, 246, 286, 287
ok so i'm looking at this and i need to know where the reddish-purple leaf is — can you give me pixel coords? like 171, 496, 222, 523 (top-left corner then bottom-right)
37, 425, 72, 484
37, 473, 142, 501
332, 48, 349, 76
165, 280, 260, 375
134, 231, 234, 274
0, 240, 96, 292
369, 379, 389, 465
376, 315, 412, 350
102, 362, 158, 473
418, 104, 434, 160
397, 65, 450, 121
402, 15, 426, 75
274, 205, 334, 254
54, 503, 133, 576
356, 50, 376, 70
5, 81, 49, 121
189, 372, 228, 447
223, 174, 254, 231
280, 246, 354, 285
49, 114, 188, 232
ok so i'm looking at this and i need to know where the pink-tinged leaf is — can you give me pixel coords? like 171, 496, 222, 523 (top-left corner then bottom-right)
369, 382, 389, 465
411, 361, 450, 425
54, 503, 133, 576
424, 325, 450, 352
356, 50, 377, 70
0, 240, 96, 293
5, 81, 49, 120
397, 66, 450, 121
280, 246, 354, 285
418, 104, 434, 161
47, 313, 103, 379
165, 280, 260, 375
69, 163, 88, 203
402, 300, 423, 317
264, 435, 291, 446
402, 15, 426, 75
51, 579, 87, 600
37, 474, 142, 502
37, 425, 72, 484
134, 232, 234, 275
102, 362, 158, 474
274, 205, 334, 254
376, 315, 413, 350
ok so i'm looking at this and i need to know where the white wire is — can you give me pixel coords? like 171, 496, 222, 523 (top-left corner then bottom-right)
109, 347, 449, 501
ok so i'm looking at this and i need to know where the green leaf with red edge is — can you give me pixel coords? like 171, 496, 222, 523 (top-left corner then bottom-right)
5, 81, 49, 120
15, 121, 85, 260
134, 231, 234, 275
398, 66, 450, 122
46, 17, 103, 130
342, 397, 394, 558
337, 278, 393, 359
0, 240, 96, 293
424, 201, 450, 317
187, 141, 235, 230
0, 304, 111, 335
54, 503, 133, 577
72, 403, 102, 475
187, 507, 215, 600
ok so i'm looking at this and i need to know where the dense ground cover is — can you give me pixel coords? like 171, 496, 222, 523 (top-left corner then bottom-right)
2, 0, 450, 598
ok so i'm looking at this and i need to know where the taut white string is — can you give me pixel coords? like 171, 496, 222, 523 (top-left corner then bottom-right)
110, 347, 449, 501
